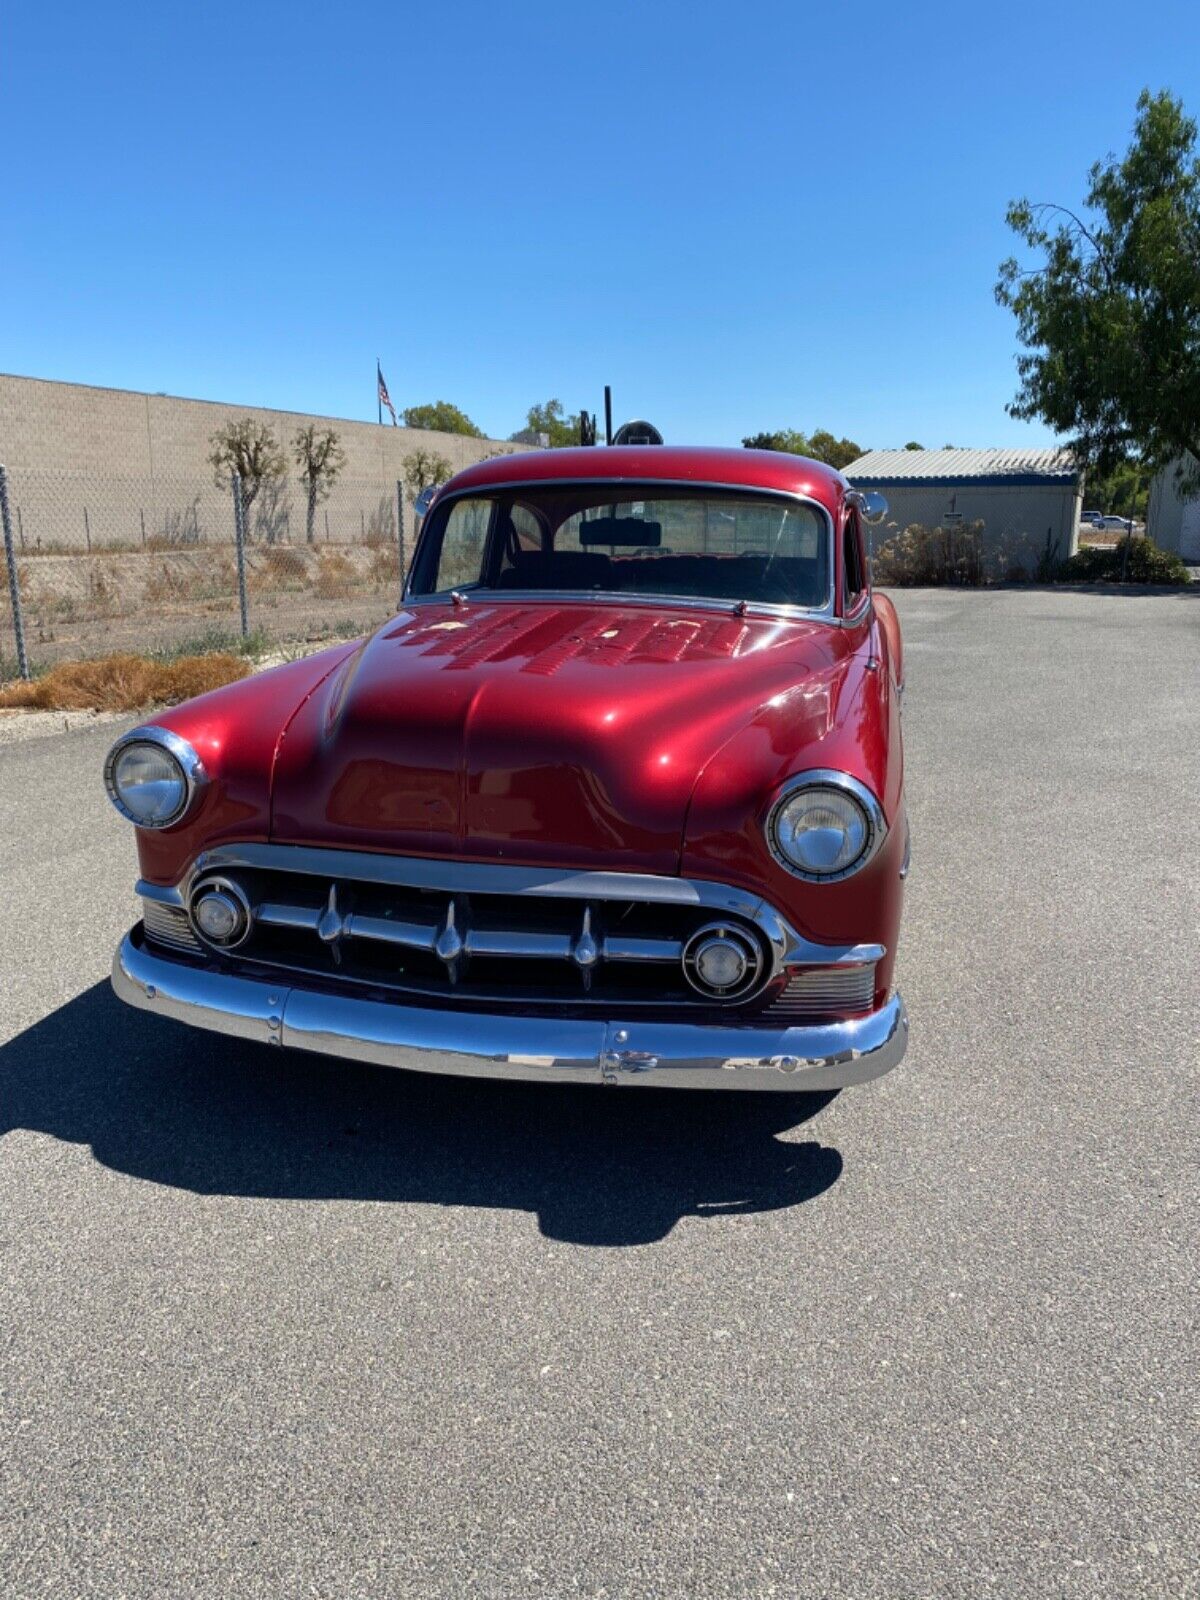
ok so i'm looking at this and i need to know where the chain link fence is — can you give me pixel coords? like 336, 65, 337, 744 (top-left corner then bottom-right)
0, 464, 422, 678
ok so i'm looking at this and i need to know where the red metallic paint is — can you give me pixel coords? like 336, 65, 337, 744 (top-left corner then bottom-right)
133, 448, 904, 1014
682, 605, 904, 1009
443, 445, 848, 508
270, 601, 851, 873
133, 642, 358, 887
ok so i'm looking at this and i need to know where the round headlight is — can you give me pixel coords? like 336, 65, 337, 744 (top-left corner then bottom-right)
767, 772, 885, 882
104, 729, 205, 828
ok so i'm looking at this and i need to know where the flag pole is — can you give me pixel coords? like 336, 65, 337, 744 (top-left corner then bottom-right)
376, 357, 381, 426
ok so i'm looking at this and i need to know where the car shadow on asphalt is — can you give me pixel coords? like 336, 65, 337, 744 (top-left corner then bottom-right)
0, 981, 842, 1247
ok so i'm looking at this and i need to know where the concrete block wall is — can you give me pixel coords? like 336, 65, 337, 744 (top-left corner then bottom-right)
0, 373, 532, 550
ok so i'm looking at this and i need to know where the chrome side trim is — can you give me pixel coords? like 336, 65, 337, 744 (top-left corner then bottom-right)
112, 929, 908, 1093
765, 963, 877, 1020
900, 818, 911, 880
141, 898, 202, 954
183, 843, 884, 972
136, 879, 186, 908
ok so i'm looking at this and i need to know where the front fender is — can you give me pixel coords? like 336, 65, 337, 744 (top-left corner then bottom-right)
131, 642, 361, 887
682, 641, 904, 1007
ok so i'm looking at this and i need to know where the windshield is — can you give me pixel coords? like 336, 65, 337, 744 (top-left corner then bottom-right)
409, 484, 831, 610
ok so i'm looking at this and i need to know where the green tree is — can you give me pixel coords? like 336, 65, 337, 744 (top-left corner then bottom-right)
904, 441, 924, 451
208, 418, 286, 542
402, 400, 484, 437
742, 428, 865, 471
292, 424, 346, 544
401, 449, 453, 498
513, 399, 582, 448
996, 88, 1200, 495
1085, 457, 1153, 517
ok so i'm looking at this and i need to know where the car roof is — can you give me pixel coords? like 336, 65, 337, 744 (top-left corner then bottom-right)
444, 446, 848, 514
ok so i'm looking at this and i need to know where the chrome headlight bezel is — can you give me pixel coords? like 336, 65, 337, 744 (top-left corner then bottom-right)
103, 726, 207, 829
766, 769, 887, 883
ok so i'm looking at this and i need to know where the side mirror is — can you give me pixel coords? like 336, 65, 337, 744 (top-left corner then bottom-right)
849, 489, 888, 525
414, 485, 439, 520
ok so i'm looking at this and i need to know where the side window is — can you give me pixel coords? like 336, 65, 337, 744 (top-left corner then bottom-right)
430, 499, 494, 592
843, 511, 867, 609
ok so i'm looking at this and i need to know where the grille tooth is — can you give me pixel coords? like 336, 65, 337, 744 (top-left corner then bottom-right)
141, 898, 201, 953
765, 964, 877, 1020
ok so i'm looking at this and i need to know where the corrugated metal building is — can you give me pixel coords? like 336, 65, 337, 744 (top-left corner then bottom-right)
1147, 457, 1200, 560
845, 447, 1082, 573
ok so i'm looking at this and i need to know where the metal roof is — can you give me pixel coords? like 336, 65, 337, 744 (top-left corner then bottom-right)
844, 447, 1079, 487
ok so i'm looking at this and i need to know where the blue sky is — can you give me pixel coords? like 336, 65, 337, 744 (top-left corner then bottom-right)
3, 0, 1197, 450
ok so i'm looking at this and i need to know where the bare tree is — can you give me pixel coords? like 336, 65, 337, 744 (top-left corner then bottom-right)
208, 418, 286, 542
402, 449, 453, 498
292, 424, 346, 544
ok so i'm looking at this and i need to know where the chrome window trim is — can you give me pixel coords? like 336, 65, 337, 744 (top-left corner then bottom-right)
405, 477, 839, 621
765, 769, 888, 884
103, 726, 208, 829
159, 845, 884, 974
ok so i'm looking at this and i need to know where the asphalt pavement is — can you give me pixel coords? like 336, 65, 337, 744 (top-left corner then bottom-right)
1, 588, 1197, 1598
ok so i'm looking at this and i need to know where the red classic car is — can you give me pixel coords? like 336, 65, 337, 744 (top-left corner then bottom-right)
107, 444, 909, 1090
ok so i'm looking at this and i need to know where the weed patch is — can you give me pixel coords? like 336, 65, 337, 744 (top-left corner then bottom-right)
0, 652, 251, 711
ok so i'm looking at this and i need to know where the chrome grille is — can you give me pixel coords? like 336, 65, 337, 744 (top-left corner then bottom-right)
184, 865, 770, 1012
764, 963, 877, 1021
141, 845, 887, 1021
141, 897, 202, 953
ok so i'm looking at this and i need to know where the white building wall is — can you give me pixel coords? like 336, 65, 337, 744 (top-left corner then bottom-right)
1148, 458, 1200, 560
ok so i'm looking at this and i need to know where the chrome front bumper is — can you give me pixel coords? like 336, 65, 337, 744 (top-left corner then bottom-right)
112, 927, 908, 1092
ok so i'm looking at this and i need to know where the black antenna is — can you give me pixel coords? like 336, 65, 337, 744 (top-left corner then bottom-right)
604, 385, 613, 446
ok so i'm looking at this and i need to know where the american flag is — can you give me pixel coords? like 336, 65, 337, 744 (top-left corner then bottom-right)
377, 362, 397, 425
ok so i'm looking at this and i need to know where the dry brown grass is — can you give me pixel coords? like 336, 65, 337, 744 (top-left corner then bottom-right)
368, 546, 400, 588
144, 557, 238, 606
315, 549, 355, 598
0, 652, 251, 712
260, 545, 312, 583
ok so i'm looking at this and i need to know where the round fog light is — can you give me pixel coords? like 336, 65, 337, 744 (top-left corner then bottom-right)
194, 892, 242, 942
696, 938, 748, 990
682, 923, 763, 1000
189, 877, 251, 948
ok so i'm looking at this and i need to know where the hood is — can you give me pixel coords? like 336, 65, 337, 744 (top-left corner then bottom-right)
270, 601, 848, 873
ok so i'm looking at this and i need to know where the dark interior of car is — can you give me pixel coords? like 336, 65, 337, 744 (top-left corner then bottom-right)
493, 547, 825, 606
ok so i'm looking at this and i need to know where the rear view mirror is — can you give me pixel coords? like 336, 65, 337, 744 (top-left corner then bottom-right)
578, 517, 663, 547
